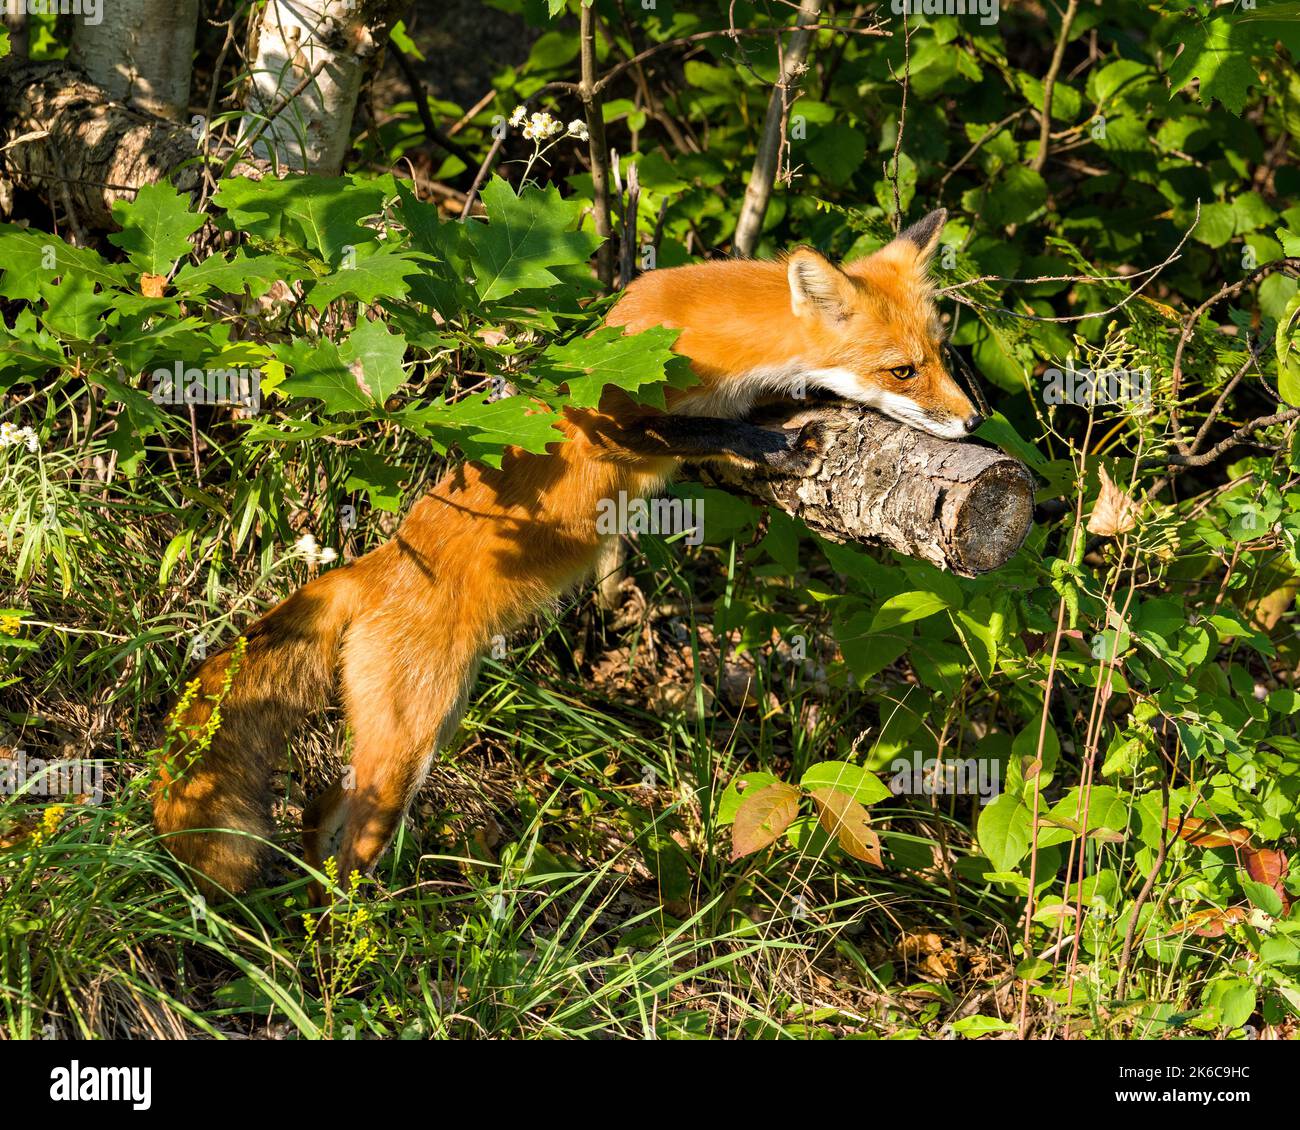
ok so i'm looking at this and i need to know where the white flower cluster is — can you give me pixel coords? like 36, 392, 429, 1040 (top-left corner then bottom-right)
0, 422, 39, 452
508, 105, 589, 143
294, 533, 338, 566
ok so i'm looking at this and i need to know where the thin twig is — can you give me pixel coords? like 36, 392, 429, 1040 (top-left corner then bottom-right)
592, 19, 885, 97
947, 203, 1199, 325
1160, 410, 1300, 471
1169, 256, 1300, 442
885, 15, 911, 233
390, 43, 475, 163
1030, 0, 1080, 174
1117, 767, 1179, 998
233, 58, 330, 171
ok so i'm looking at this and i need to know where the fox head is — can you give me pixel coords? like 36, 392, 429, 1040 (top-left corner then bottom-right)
785, 209, 984, 440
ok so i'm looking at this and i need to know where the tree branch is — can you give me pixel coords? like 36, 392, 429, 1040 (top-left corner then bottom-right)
580, 3, 615, 289
1029, 0, 1079, 175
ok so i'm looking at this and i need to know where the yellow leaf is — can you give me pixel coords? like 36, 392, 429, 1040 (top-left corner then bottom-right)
810, 787, 882, 867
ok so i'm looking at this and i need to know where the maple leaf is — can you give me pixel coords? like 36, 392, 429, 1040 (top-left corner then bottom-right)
464, 176, 602, 302
108, 183, 205, 275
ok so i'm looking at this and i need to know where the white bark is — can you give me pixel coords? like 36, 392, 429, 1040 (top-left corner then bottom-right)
238, 0, 378, 174
732, 0, 824, 257
69, 0, 198, 121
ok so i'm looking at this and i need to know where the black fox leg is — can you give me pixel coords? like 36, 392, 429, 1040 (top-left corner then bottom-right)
617, 415, 827, 474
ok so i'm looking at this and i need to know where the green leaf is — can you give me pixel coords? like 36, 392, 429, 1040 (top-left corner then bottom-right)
799, 761, 891, 806
1240, 876, 1284, 917
108, 182, 205, 274
213, 175, 387, 264
807, 124, 867, 187
1166, 17, 1259, 115
972, 165, 1047, 227
952, 598, 1003, 680
950, 1015, 1017, 1037
276, 319, 408, 411
977, 792, 1033, 874
835, 614, 909, 683
40, 274, 113, 341
307, 245, 432, 308
532, 324, 694, 408
173, 249, 308, 298
1205, 977, 1256, 1030
344, 450, 406, 512
1276, 292, 1300, 407
869, 590, 951, 633
465, 176, 602, 302
0, 227, 125, 301
397, 395, 565, 467
1036, 786, 1129, 848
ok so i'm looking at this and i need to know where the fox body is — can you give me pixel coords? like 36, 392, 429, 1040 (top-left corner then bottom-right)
153, 209, 981, 901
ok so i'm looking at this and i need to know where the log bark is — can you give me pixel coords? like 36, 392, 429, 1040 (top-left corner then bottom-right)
0, 59, 264, 228
695, 404, 1035, 577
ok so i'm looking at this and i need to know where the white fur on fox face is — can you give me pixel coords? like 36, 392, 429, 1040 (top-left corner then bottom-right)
803, 366, 968, 439
676, 363, 968, 439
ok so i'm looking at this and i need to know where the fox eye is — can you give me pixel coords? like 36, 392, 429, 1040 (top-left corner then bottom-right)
888, 365, 917, 381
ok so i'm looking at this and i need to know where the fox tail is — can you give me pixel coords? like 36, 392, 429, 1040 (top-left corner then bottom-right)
152, 566, 357, 896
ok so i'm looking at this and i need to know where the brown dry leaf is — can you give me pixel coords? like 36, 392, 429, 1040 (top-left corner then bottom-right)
1167, 816, 1250, 849
731, 782, 800, 861
1244, 846, 1290, 912
1167, 906, 1249, 938
810, 786, 882, 867
897, 931, 957, 981
349, 358, 374, 400
646, 682, 713, 719
140, 273, 167, 297
1086, 465, 1138, 537
1244, 845, 1287, 890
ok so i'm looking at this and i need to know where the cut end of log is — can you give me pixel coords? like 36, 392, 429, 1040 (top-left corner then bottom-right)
947, 457, 1036, 576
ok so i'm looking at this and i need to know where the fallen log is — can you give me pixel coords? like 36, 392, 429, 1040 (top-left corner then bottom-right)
695, 402, 1035, 577
0, 58, 265, 228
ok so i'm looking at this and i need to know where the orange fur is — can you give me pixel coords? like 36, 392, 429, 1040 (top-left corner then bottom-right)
152, 214, 976, 901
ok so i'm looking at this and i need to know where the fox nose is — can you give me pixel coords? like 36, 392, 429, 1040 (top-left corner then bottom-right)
963, 411, 986, 434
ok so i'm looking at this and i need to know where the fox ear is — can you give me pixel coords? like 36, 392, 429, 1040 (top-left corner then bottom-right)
886, 208, 948, 267
787, 248, 857, 320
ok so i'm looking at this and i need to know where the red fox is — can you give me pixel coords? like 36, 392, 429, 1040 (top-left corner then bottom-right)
153, 208, 983, 901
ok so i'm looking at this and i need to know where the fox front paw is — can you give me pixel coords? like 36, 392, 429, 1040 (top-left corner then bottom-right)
766, 419, 828, 477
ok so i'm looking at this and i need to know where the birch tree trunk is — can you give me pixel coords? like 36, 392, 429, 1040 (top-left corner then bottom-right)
238, 0, 396, 174
731, 0, 824, 257
69, 0, 199, 120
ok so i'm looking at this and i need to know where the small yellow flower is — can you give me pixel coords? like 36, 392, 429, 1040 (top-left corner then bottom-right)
0, 615, 19, 637
42, 805, 66, 835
